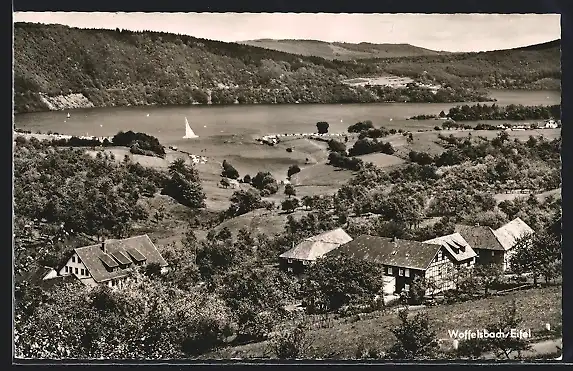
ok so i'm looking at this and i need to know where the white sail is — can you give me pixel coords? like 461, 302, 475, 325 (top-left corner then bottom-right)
183, 117, 198, 139
67, 113, 71, 118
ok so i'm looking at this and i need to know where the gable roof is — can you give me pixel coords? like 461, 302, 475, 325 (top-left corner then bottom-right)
454, 224, 505, 251
424, 232, 477, 262
330, 235, 442, 271
493, 217, 535, 251
279, 228, 353, 261
74, 235, 167, 283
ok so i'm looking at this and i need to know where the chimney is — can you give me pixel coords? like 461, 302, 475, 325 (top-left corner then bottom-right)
101, 239, 106, 253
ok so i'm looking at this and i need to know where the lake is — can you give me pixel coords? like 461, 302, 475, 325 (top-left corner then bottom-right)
14, 89, 560, 151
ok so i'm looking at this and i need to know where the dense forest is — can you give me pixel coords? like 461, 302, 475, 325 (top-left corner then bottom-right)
14, 23, 559, 113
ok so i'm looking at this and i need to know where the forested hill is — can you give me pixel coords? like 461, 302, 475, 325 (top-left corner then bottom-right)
362, 39, 561, 91
239, 39, 447, 60
13, 23, 559, 113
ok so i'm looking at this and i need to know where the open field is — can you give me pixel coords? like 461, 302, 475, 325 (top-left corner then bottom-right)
201, 285, 562, 359
493, 188, 562, 203
212, 208, 308, 238
342, 75, 415, 87
358, 152, 407, 168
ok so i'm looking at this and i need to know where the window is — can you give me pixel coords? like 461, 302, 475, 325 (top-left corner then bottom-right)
438, 251, 443, 260
491, 251, 495, 257
71, 256, 75, 263
399, 268, 404, 277
65, 266, 68, 273
387, 267, 393, 275
75, 267, 78, 274
287, 267, 293, 273
287, 259, 293, 264
78, 257, 82, 264
80, 268, 85, 276
404, 284, 410, 291
405, 268, 410, 277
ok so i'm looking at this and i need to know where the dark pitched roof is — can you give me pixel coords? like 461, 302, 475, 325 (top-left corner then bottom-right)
329, 235, 442, 271
454, 224, 505, 251
74, 235, 167, 283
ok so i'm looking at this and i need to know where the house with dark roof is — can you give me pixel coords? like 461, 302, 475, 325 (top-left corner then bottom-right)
455, 218, 534, 272
454, 224, 506, 269
279, 228, 353, 274
56, 235, 168, 288
329, 235, 456, 295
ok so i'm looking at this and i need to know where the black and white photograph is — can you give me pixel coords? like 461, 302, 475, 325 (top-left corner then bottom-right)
12, 12, 563, 361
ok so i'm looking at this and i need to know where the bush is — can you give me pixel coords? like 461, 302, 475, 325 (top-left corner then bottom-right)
348, 121, 375, 133
221, 160, 240, 179
112, 130, 165, 157
287, 165, 301, 179
316, 121, 329, 134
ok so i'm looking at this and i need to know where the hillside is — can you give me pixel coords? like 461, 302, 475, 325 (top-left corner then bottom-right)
362, 39, 561, 90
13, 23, 559, 114
239, 39, 446, 60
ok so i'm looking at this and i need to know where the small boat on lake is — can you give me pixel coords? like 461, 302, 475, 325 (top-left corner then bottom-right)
183, 117, 199, 139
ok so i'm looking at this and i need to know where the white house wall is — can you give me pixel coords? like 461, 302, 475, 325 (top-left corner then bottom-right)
58, 252, 91, 279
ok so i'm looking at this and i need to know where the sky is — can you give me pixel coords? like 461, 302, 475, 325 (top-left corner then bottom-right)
13, 12, 561, 52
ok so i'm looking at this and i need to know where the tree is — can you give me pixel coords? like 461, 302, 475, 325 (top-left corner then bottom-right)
218, 264, 294, 341
439, 110, 446, 118
474, 263, 503, 296
316, 121, 329, 134
302, 195, 314, 210
284, 184, 296, 198
162, 172, 206, 209
407, 276, 427, 305
243, 174, 251, 184
485, 300, 531, 359
228, 189, 262, 217
328, 139, 346, 153
268, 322, 312, 359
281, 198, 300, 213
252, 172, 279, 195
387, 308, 439, 360
287, 165, 301, 179
221, 160, 239, 179
510, 231, 561, 284
303, 254, 383, 312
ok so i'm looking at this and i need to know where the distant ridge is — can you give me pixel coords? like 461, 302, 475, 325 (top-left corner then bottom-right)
238, 39, 448, 60
511, 39, 560, 51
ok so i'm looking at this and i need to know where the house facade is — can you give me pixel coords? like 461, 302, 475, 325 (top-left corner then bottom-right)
454, 224, 506, 269
279, 228, 353, 274
330, 235, 458, 296
492, 217, 535, 271
455, 218, 534, 272
56, 234, 168, 288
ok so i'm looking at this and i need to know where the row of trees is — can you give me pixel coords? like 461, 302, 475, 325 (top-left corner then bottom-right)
446, 103, 561, 121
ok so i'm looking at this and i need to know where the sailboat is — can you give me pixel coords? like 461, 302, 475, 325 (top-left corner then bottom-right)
183, 117, 198, 139
67, 113, 71, 119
